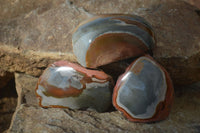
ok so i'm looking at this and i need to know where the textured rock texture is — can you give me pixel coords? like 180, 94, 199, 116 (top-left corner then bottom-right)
0, 0, 200, 132
0, 0, 67, 20
8, 73, 200, 133
0, 0, 200, 85
186, 0, 200, 8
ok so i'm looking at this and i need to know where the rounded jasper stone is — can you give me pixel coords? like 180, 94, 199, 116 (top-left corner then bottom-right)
72, 14, 155, 68
35, 61, 113, 112
112, 55, 174, 122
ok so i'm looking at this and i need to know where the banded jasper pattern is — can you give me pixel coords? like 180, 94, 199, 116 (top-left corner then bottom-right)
36, 61, 113, 112
36, 14, 174, 123
72, 14, 155, 68
112, 55, 174, 122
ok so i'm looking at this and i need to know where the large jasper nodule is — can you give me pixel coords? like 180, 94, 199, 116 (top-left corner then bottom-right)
72, 14, 155, 68
112, 55, 174, 122
35, 61, 113, 112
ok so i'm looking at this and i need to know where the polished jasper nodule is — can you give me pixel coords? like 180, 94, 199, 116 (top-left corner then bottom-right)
113, 55, 174, 122
36, 61, 113, 112
72, 14, 155, 68
36, 14, 174, 123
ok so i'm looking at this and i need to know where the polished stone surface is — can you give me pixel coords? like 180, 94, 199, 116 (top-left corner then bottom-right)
8, 73, 200, 133
116, 57, 167, 119
72, 15, 155, 67
36, 61, 112, 112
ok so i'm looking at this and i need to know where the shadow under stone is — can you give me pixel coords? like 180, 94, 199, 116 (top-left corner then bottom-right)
0, 73, 17, 133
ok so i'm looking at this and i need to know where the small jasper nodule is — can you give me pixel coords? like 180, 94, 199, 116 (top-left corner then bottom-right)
72, 14, 155, 68
35, 61, 113, 112
112, 55, 174, 122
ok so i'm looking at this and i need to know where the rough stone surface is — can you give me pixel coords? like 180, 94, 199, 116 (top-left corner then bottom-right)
0, 0, 200, 85
8, 73, 200, 133
0, 0, 65, 20
186, 0, 200, 8
1, 0, 200, 132
145, 1, 200, 86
